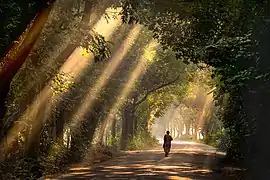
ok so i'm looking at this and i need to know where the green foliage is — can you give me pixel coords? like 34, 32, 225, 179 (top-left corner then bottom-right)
51, 72, 75, 95
118, 0, 144, 24
203, 129, 228, 151
42, 142, 72, 174
128, 130, 158, 150
79, 31, 113, 62
107, 131, 121, 147
120, 0, 268, 168
4, 0, 269, 178
134, 48, 194, 123
0, 155, 44, 180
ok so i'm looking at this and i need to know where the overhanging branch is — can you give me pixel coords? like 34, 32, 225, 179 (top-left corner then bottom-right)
134, 74, 182, 108
207, 87, 216, 95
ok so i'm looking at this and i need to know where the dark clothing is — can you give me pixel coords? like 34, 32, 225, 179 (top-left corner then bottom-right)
163, 134, 173, 156
163, 134, 173, 145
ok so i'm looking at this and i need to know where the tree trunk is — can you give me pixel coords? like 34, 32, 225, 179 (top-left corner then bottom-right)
0, 3, 55, 142
66, 128, 71, 150
25, 97, 51, 158
186, 123, 190, 135
0, 0, 55, 58
120, 111, 127, 150
193, 124, 198, 140
55, 107, 66, 145
81, 0, 94, 26
111, 116, 116, 139
21, 0, 99, 158
70, 112, 100, 161
98, 118, 107, 145
120, 104, 135, 150
134, 116, 138, 136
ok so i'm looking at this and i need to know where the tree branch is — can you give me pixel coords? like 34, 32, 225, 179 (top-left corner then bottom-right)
134, 74, 182, 108
207, 87, 216, 95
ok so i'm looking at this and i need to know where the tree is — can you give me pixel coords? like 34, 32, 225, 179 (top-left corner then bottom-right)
1, 0, 113, 152
0, 0, 56, 142
119, 46, 194, 149
120, 0, 270, 177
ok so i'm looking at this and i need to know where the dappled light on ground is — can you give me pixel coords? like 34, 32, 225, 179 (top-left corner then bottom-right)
69, 167, 91, 171
167, 176, 192, 180
2, 0, 267, 179
46, 141, 223, 180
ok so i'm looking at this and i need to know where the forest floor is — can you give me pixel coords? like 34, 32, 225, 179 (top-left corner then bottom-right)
41, 141, 245, 179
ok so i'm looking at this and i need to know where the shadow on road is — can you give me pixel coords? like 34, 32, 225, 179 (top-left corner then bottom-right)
47, 141, 226, 179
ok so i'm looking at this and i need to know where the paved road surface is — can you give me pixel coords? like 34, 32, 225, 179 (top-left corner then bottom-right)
46, 141, 226, 179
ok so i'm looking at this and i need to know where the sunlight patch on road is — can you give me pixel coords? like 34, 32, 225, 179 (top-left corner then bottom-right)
111, 171, 134, 175
138, 172, 158, 176
167, 176, 192, 180
170, 140, 204, 145
69, 172, 89, 175
157, 165, 192, 170
181, 168, 211, 174
132, 164, 154, 169
104, 165, 129, 169
69, 167, 91, 171
152, 170, 180, 175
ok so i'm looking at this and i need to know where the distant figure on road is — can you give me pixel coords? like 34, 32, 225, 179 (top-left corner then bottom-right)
163, 131, 173, 157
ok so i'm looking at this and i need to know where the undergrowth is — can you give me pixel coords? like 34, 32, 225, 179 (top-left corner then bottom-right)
128, 131, 159, 150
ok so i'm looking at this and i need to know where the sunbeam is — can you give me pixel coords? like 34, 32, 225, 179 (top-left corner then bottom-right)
60, 7, 123, 75
98, 40, 159, 139
21, 1, 114, 98
2, 85, 52, 156
45, 24, 142, 160
1, 7, 122, 156
197, 92, 213, 129
67, 24, 142, 131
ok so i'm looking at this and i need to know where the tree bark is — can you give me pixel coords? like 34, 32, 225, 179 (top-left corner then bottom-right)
98, 118, 107, 145
55, 107, 67, 145
21, 0, 100, 158
0, 2, 55, 143
111, 115, 116, 139
120, 110, 127, 150
120, 104, 135, 150
186, 123, 190, 136
0, 0, 56, 58
25, 96, 51, 158
193, 124, 198, 140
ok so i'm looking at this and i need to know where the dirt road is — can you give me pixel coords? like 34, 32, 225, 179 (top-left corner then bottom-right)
46, 141, 226, 179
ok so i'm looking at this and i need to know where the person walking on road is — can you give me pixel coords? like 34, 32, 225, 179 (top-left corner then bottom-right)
163, 131, 173, 157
